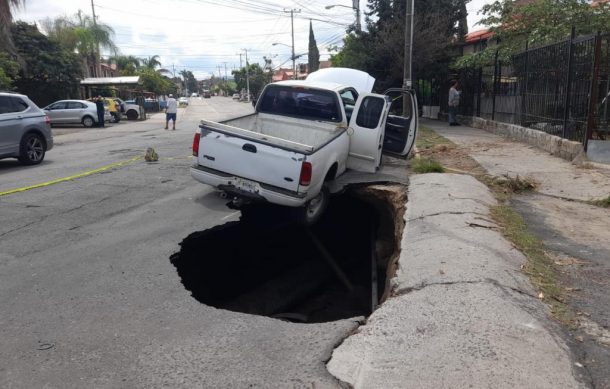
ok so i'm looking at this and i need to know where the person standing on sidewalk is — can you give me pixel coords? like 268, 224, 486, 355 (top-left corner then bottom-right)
94, 95, 105, 128
448, 80, 461, 126
165, 94, 177, 130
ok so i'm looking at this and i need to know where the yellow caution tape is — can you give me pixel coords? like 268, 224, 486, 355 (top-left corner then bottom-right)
0, 155, 142, 197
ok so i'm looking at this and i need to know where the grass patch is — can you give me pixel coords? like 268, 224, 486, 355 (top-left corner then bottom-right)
490, 205, 574, 326
587, 195, 610, 208
412, 157, 445, 173
416, 126, 452, 150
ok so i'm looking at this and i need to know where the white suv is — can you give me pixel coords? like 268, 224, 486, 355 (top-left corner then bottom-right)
0, 92, 53, 165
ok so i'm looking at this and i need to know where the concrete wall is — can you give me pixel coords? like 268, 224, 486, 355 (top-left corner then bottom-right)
459, 116, 585, 162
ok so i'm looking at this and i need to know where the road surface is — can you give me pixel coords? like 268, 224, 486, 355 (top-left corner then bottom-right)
0, 97, 358, 388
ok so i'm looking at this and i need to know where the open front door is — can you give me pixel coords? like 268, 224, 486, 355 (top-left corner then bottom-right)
382, 89, 418, 157
346, 93, 391, 173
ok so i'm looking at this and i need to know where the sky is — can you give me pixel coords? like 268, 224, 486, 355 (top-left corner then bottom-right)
13, 0, 492, 80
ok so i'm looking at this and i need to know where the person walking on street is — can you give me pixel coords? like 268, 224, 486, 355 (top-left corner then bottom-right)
94, 95, 105, 128
448, 80, 461, 126
165, 94, 177, 130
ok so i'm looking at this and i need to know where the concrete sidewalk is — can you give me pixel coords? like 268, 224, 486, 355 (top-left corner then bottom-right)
326, 120, 610, 388
327, 174, 584, 388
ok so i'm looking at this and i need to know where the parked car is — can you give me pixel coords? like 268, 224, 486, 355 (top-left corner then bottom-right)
203, 90, 211, 98
45, 99, 110, 128
179, 97, 189, 106
232, 93, 240, 100
0, 92, 53, 165
113, 98, 141, 120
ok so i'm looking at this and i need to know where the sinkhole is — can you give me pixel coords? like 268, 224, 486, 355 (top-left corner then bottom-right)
170, 186, 406, 323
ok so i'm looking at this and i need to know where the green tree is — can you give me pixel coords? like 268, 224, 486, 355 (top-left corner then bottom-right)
141, 55, 171, 75
40, 11, 117, 77
232, 63, 271, 99
137, 67, 176, 95
11, 22, 82, 106
0, 0, 24, 56
331, 0, 469, 91
0, 52, 19, 89
110, 55, 141, 75
456, 0, 610, 68
308, 21, 320, 73
179, 69, 198, 94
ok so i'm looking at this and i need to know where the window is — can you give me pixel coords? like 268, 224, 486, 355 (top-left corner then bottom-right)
10, 97, 29, 112
356, 96, 385, 129
0, 96, 16, 114
49, 102, 67, 110
340, 89, 358, 122
67, 101, 85, 109
259, 85, 342, 122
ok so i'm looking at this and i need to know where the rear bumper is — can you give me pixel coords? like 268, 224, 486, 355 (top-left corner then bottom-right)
191, 165, 307, 207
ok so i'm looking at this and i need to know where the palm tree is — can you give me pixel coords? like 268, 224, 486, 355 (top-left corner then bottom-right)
0, 0, 24, 55
110, 55, 140, 75
141, 55, 171, 75
74, 12, 117, 77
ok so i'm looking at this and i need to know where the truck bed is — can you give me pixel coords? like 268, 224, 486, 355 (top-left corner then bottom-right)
207, 113, 344, 154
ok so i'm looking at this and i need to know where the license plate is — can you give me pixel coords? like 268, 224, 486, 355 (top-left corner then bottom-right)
233, 177, 259, 193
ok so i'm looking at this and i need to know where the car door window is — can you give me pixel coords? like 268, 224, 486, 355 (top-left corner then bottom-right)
67, 102, 84, 109
340, 89, 358, 122
0, 96, 16, 114
9, 97, 29, 112
49, 102, 67, 110
355, 96, 385, 129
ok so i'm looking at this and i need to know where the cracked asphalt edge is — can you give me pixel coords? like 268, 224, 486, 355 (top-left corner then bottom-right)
325, 173, 587, 389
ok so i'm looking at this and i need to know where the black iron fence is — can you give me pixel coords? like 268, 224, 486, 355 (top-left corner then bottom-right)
417, 32, 610, 149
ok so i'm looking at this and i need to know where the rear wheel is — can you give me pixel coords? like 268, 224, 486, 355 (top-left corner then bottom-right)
18, 133, 46, 165
82, 115, 95, 128
295, 187, 329, 226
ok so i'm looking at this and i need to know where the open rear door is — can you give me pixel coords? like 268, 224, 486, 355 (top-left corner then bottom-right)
382, 88, 418, 157
346, 93, 391, 173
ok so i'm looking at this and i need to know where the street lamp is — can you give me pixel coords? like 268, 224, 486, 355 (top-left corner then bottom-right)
273, 42, 297, 80
325, 2, 361, 32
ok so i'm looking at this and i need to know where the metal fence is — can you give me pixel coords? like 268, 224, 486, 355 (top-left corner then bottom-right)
419, 32, 610, 149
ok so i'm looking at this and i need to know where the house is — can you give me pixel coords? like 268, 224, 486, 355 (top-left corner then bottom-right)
272, 60, 333, 82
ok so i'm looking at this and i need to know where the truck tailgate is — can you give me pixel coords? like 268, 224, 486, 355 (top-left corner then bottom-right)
198, 127, 305, 193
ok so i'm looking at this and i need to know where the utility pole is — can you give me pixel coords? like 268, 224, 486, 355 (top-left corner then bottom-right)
238, 53, 243, 68
403, 0, 414, 114
243, 49, 250, 102
403, 0, 414, 89
90, 0, 101, 77
284, 8, 301, 80
353, 0, 361, 32
184, 67, 188, 96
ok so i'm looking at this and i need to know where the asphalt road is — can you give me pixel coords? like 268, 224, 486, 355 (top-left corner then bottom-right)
0, 97, 358, 388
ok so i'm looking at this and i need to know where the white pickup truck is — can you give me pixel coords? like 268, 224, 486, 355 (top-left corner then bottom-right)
191, 68, 418, 224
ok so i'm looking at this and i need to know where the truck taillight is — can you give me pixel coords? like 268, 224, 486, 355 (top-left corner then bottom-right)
299, 162, 312, 186
192, 131, 200, 156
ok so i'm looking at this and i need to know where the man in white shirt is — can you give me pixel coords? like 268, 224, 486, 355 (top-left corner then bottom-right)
165, 94, 178, 130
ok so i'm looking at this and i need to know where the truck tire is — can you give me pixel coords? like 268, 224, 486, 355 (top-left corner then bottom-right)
295, 186, 329, 226
126, 109, 138, 120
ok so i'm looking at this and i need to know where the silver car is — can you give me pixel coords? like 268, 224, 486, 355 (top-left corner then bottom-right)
0, 92, 53, 165
43, 99, 110, 127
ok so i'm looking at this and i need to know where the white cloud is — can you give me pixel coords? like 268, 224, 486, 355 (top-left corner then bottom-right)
14, 0, 355, 79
